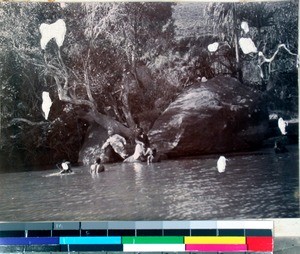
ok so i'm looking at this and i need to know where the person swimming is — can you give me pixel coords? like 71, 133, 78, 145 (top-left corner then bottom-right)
57, 160, 72, 174
90, 157, 105, 173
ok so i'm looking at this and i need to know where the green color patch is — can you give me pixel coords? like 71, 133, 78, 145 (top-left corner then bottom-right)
122, 236, 184, 244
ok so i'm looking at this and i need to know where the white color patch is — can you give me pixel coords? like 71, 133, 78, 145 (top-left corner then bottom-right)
39, 19, 66, 50
217, 156, 227, 173
42, 91, 52, 120
241, 21, 249, 34
218, 220, 273, 229
208, 42, 219, 52
278, 117, 288, 135
239, 38, 257, 54
123, 244, 185, 252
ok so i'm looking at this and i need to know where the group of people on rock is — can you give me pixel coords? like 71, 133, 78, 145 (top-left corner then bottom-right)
123, 127, 155, 164
91, 127, 159, 173
57, 127, 159, 175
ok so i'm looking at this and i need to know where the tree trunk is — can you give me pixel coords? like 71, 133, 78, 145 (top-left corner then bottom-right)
233, 4, 243, 82
120, 73, 137, 129
48, 50, 134, 139
81, 108, 133, 138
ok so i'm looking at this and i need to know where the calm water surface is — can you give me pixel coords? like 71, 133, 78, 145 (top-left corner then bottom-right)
0, 145, 298, 221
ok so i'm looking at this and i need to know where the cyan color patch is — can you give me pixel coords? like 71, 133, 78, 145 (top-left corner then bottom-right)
59, 236, 121, 245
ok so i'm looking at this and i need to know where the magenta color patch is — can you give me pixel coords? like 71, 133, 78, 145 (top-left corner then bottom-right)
185, 244, 247, 251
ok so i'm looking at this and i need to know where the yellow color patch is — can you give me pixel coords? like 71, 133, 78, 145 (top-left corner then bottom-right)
184, 236, 246, 244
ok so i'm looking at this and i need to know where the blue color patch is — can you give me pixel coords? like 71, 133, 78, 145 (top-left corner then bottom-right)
0, 237, 59, 245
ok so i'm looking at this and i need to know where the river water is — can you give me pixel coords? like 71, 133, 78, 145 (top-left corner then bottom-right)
0, 145, 298, 221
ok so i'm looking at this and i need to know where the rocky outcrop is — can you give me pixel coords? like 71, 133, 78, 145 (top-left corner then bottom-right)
78, 124, 105, 165
78, 124, 125, 165
148, 76, 269, 157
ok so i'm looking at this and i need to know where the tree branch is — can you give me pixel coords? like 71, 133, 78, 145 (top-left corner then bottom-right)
83, 48, 96, 104
259, 44, 297, 65
258, 43, 298, 78
10, 118, 49, 126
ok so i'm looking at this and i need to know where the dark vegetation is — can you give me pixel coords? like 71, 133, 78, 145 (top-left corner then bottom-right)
0, 2, 298, 170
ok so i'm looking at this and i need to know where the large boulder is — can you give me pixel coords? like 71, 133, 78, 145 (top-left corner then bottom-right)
78, 124, 105, 165
78, 123, 135, 165
148, 76, 269, 157
78, 124, 124, 165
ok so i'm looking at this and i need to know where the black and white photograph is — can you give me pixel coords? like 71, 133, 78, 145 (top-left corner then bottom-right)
0, 1, 298, 222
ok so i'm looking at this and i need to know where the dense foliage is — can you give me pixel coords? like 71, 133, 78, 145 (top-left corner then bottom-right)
0, 2, 177, 169
0, 2, 298, 170
206, 1, 298, 111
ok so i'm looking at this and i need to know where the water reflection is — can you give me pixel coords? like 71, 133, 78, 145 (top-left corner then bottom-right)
0, 145, 298, 221
133, 162, 142, 178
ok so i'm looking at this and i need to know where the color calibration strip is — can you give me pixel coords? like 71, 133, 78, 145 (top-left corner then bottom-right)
0, 220, 273, 252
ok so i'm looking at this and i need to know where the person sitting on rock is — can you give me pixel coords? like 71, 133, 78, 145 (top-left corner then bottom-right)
136, 127, 150, 148
57, 160, 72, 174
101, 127, 128, 159
135, 127, 150, 162
124, 139, 145, 163
90, 157, 105, 173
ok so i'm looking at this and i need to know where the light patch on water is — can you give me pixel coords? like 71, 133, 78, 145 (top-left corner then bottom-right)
217, 156, 228, 173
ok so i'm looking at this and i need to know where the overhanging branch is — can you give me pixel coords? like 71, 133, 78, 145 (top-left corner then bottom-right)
10, 118, 50, 126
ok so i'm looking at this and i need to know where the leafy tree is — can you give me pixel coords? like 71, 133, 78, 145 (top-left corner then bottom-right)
206, 2, 298, 89
0, 3, 58, 167
40, 2, 176, 132
206, 2, 242, 81
0, 2, 176, 168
